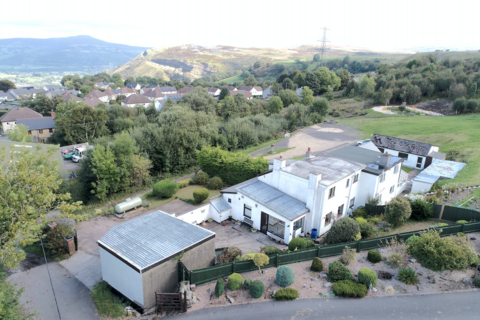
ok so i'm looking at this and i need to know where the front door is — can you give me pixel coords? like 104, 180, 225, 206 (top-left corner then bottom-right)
260, 212, 269, 234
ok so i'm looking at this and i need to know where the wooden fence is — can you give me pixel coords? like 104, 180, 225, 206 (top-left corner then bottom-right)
179, 220, 480, 285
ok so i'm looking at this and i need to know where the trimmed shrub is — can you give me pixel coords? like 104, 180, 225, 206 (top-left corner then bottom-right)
367, 250, 382, 263
217, 247, 242, 265
207, 176, 223, 190
241, 252, 255, 261
253, 253, 269, 271
410, 198, 433, 221
325, 217, 361, 244
398, 267, 419, 285
311, 257, 324, 272
249, 280, 265, 299
353, 207, 368, 219
288, 237, 307, 251
456, 220, 469, 225
215, 279, 224, 297
359, 221, 377, 238
227, 273, 243, 290
153, 181, 178, 198
358, 268, 377, 287
194, 172, 209, 185
457, 232, 468, 240
385, 198, 411, 228
276, 266, 295, 287
193, 188, 209, 203
273, 288, 299, 300
176, 179, 190, 189
332, 280, 368, 298
436, 223, 449, 227
405, 235, 420, 246
368, 216, 383, 224
305, 238, 316, 248
385, 253, 404, 268
355, 217, 367, 224
339, 247, 356, 266
407, 229, 478, 271
44, 224, 73, 255
262, 246, 283, 255
327, 261, 354, 282
243, 278, 252, 289
473, 277, 480, 288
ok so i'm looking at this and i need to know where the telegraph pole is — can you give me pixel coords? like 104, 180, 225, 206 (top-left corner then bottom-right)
318, 27, 330, 67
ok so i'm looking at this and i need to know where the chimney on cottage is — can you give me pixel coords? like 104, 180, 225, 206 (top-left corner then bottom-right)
51, 111, 55, 118
273, 155, 286, 171
306, 147, 311, 158
379, 153, 391, 167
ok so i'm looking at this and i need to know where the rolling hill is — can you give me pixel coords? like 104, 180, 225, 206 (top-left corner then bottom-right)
0, 35, 149, 73
114, 44, 412, 81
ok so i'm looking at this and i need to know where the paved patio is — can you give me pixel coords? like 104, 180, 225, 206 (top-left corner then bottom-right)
203, 220, 286, 253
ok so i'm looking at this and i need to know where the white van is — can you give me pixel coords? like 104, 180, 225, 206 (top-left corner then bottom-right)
72, 146, 87, 163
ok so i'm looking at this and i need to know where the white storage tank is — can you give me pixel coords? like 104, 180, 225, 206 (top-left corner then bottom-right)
115, 197, 142, 213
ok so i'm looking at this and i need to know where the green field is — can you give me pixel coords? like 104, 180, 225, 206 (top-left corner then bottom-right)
214, 74, 244, 84
340, 112, 480, 187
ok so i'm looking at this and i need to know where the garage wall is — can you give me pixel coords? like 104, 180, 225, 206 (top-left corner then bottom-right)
411, 180, 433, 194
99, 247, 144, 306
141, 237, 215, 309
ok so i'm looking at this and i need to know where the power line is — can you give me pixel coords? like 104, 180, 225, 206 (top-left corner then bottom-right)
318, 27, 330, 67
39, 234, 62, 320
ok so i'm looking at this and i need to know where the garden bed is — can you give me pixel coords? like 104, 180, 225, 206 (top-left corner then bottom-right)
189, 233, 480, 311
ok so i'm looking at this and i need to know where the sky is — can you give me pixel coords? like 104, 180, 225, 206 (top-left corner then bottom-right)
1, 0, 479, 51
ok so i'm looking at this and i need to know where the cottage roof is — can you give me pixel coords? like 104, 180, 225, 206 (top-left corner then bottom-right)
178, 87, 195, 94
142, 89, 165, 99
0, 107, 43, 122
253, 86, 263, 91
283, 153, 365, 184
231, 91, 252, 98
83, 95, 106, 108
87, 89, 108, 98
211, 197, 231, 213
237, 180, 308, 221
103, 88, 117, 96
17, 117, 55, 130
62, 92, 82, 102
122, 94, 152, 105
98, 211, 215, 270
159, 86, 176, 92
44, 85, 63, 91
117, 87, 133, 94
239, 86, 253, 91
371, 134, 433, 157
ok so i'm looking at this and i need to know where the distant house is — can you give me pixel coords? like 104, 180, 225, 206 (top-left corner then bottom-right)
45, 90, 68, 99
370, 134, 444, 170
0, 91, 15, 102
296, 87, 303, 97
239, 86, 263, 97
17, 117, 55, 143
116, 87, 135, 97
126, 83, 141, 91
98, 210, 215, 311
147, 84, 159, 88
158, 86, 177, 94
223, 86, 237, 92
94, 82, 115, 90
0, 107, 43, 133
83, 95, 107, 108
178, 86, 196, 94
140, 88, 153, 95
43, 85, 63, 91
62, 92, 82, 103
231, 91, 253, 100
164, 94, 183, 102
103, 88, 118, 101
8, 89, 38, 100
262, 86, 272, 99
86, 89, 109, 102
206, 87, 221, 96
142, 88, 165, 101
121, 94, 152, 108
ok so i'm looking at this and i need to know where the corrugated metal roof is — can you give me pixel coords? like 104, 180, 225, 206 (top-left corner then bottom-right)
422, 159, 466, 179
237, 180, 308, 221
413, 173, 440, 184
211, 197, 231, 213
98, 211, 215, 270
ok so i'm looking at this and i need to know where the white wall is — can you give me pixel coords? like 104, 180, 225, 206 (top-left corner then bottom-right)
411, 180, 433, 194
260, 170, 309, 203
381, 148, 425, 169
99, 247, 144, 306
376, 164, 402, 204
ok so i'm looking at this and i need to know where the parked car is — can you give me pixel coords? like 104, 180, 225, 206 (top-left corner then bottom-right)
356, 139, 370, 146
64, 151, 75, 160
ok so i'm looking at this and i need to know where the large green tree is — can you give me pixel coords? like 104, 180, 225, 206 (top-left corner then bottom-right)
180, 87, 217, 114
219, 87, 230, 101
267, 96, 283, 114
0, 79, 17, 92
0, 145, 80, 268
314, 67, 341, 94
278, 89, 301, 107
305, 71, 321, 95
336, 69, 351, 90
308, 98, 329, 123
301, 86, 314, 105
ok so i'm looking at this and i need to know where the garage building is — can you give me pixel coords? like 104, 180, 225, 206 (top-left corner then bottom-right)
98, 210, 215, 310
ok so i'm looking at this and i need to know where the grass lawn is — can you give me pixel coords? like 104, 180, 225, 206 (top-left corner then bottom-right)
147, 185, 221, 207
91, 282, 129, 318
22, 242, 70, 262
377, 218, 452, 238
340, 111, 480, 187
262, 147, 294, 157
237, 136, 286, 155
402, 167, 413, 173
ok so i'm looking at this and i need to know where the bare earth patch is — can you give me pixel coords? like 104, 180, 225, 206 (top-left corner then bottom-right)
190, 234, 480, 311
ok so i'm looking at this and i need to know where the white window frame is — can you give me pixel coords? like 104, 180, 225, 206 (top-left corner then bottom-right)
394, 165, 399, 174
390, 185, 395, 194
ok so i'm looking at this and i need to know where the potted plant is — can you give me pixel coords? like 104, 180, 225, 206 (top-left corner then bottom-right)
280, 240, 284, 245
251, 228, 257, 233
235, 220, 242, 226
207, 218, 213, 223
228, 215, 233, 221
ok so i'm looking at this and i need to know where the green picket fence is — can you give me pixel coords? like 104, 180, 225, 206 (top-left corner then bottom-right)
179, 217, 480, 285
365, 204, 387, 216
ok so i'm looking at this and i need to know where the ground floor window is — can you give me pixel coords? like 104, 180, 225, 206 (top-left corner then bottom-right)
349, 197, 355, 208
268, 216, 285, 238
337, 204, 344, 217
390, 185, 395, 194
293, 217, 304, 232
325, 212, 333, 226
244, 205, 252, 218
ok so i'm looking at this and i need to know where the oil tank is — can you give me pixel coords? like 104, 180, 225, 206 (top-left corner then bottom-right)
115, 197, 142, 213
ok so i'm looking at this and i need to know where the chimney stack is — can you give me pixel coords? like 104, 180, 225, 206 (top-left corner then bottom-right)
280, 154, 283, 160
51, 111, 55, 118
306, 147, 311, 158
379, 153, 392, 167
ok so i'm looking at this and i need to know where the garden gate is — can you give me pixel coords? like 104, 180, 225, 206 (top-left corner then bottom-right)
155, 291, 187, 314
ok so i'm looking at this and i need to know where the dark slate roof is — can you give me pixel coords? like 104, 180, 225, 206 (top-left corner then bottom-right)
17, 117, 55, 130
98, 211, 215, 270
210, 197, 231, 213
103, 88, 117, 96
237, 180, 308, 221
142, 89, 165, 99
62, 92, 82, 102
122, 94, 152, 105
83, 96, 106, 108
371, 134, 433, 156
159, 86, 176, 92
165, 94, 183, 101
44, 85, 63, 90
0, 107, 43, 122
126, 83, 139, 88
147, 84, 159, 88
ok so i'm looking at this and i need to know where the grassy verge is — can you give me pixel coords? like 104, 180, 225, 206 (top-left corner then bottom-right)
262, 147, 294, 157
237, 136, 286, 155
91, 282, 129, 318
22, 242, 70, 262
146, 185, 221, 207
402, 167, 413, 173
340, 112, 480, 187
376, 218, 451, 237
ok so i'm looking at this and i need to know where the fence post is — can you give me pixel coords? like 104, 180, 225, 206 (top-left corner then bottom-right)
184, 291, 187, 312
439, 205, 445, 220
357, 240, 361, 252
232, 261, 235, 273
461, 223, 465, 233
317, 246, 320, 257
275, 254, 279, 267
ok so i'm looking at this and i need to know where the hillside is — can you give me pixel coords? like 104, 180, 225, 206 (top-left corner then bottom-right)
0, 35, 149, 73
114, 44, 412, 81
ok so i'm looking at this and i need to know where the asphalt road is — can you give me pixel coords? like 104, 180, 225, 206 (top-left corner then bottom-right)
177, 291, 480, 320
